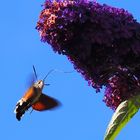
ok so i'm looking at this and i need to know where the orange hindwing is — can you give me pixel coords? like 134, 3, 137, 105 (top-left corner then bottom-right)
32, 94, 59, 111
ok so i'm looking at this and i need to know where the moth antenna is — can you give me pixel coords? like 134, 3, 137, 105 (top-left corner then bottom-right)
43, 69, 55, 82
33, 65, 38, 80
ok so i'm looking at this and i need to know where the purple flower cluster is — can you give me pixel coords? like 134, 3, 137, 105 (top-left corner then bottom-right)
36, 0, 140, 109
104, 67, 140, 110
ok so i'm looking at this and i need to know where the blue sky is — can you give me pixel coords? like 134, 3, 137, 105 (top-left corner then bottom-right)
0, 0, 140, 140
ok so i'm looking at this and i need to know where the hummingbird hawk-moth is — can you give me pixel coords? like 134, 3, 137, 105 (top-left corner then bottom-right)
14, 66, 60, 121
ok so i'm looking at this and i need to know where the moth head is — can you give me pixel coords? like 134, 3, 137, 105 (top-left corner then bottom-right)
34, 80, 44, 90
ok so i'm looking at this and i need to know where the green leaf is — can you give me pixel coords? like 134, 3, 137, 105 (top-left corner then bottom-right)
104, 95, 140, 140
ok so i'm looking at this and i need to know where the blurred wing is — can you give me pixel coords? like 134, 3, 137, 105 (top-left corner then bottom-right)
23, 86, 35, 100
32, 93, 60, 111
26, 73, 36, 88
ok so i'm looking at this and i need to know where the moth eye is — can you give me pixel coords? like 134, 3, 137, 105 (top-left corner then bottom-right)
38, 81, 42, 84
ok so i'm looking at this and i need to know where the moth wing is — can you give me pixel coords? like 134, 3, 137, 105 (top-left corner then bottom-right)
32, 93, 60, 111
23, 86, 35, 101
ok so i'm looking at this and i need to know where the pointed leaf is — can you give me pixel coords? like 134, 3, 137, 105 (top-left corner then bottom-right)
104, 95, 140, 140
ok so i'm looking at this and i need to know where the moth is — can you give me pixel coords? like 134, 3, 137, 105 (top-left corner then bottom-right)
14, 66, 60, 121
